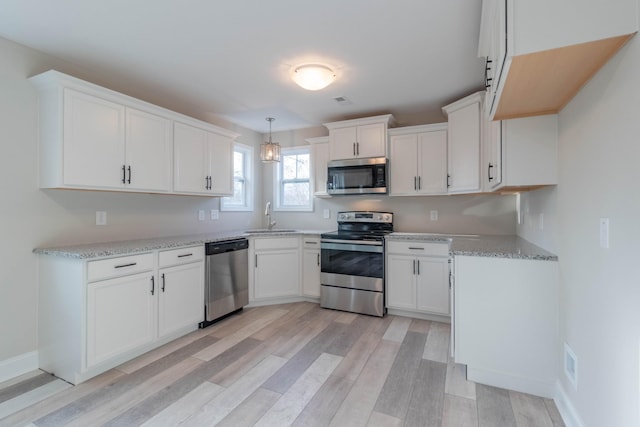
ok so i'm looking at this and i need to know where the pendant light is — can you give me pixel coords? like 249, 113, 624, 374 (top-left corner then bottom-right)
260, 117, 281, 163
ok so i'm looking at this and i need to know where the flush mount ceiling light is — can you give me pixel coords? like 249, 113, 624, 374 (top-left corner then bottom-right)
260, 117, 281, 163
291, 64, 336, 91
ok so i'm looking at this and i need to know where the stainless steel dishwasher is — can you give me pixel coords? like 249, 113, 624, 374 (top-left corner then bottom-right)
200, 238, 249, 328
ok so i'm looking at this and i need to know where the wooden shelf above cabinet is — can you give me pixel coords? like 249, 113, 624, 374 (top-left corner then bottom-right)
494, 33, 635, 120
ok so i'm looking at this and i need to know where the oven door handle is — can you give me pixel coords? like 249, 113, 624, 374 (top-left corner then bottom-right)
321, 241, 383, 253
321, 239, 383, 246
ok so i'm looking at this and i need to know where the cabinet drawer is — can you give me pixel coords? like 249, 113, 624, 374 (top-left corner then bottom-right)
386, 241, 449, 257
158, 246, 204, 268
87, 253, 154, 282
254, 237, 299, 251
303, 237, 320, 248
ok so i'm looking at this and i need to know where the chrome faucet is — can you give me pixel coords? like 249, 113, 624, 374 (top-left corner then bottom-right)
265, 202, 276, 230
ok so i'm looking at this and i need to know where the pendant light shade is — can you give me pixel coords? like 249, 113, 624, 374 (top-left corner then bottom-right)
260, 117, 281, 163
292, 64, 336, 91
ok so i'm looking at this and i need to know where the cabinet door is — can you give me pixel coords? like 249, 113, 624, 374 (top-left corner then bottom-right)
417, 130, 448, 195
158, 262, 204, 338
329, 127, 358, 160
389, 134, 419, 195
386, 254, 417, 310
208, 132, 234, 195
484, 119, 503, 190
254, 250, 300, 299
447, 101, 481, 193
173, 122, 209, 194
302, 248, 321, 298
86, 272, 156, 367
356, 123, 386, 158
125, 108, 172, 193
63, 89, 125, 189
416, 257, 450, 315
311, 142, 329, 196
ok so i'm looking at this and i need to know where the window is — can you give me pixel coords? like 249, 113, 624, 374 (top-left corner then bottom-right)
275, 146, 312, 211
221, 143, 253, 211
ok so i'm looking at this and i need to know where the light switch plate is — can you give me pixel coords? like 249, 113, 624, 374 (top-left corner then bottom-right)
96, 211, 107, 226
198, 210, 205, 221
430, 210, 438, 221
211, 209, 219, 220
323, 209, 330, 219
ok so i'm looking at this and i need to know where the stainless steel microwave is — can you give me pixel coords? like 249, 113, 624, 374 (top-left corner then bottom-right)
327, 157, 388, 195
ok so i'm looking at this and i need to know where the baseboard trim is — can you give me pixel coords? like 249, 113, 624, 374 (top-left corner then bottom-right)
387, 308, 451, 323
554, 381, 585, 427
0, 351, 39, 383
467, 366, 556, 398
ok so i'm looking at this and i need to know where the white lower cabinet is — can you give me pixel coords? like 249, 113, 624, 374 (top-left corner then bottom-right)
38, 246, 204, 384
454, 255, 559, 397
302, 237, 321, 298
251, 237, 300, 301
158, 250, 204, 338
386, 240, 450, 316
87, 272, 156, 367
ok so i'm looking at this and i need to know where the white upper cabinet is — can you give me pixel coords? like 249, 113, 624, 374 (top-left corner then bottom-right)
442, 92, 483, 194
324, 114, 395, 160
61, 89, 172, 192
30, 70, 237, 196
306, 136, 330, 197
174, 122, 235, 196
484, 115, 558, 192
479, 0, 637, 120
389, 124, 447, 196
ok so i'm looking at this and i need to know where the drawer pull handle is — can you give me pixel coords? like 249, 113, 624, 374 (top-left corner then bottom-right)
150, 275, 155, 295
177, 253, 193, 258
161, 273, 166, 292
305, 241, 318, 245
408, 247, 425, 250
115, 262, 137, 269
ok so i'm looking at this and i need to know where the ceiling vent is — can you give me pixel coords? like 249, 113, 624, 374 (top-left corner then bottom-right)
333, 96, 352, 106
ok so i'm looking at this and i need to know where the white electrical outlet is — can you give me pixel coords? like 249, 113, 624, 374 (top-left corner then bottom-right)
198, 210, 205, 221
430, 210, 438, 221
96, 211, 107, 226
323, 209, 330, 219
211, 209, 219, 220
600, 218, 610, 248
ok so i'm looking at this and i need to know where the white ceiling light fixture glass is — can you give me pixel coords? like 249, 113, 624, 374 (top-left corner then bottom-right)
292, 64, 336, 91
260, 117, 281, 163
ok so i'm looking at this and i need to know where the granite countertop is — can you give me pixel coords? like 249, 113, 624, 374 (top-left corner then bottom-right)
33, 229, 329, 260
387, 232, 557, 261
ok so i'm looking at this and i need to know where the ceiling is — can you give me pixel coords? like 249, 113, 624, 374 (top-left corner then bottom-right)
0, 0, 485, 133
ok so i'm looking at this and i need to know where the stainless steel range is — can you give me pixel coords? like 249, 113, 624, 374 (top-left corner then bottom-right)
320, 211, 393, 317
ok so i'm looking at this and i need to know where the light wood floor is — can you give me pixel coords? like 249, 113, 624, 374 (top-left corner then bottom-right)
0, 302, 565, 426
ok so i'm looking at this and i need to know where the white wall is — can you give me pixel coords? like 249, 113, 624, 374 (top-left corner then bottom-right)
517, 30, 640, 427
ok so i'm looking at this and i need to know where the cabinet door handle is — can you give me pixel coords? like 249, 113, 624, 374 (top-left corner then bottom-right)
416, 259, 420, 275
317, 253, 320, 266
127, 166, 132, 184
418, 176, 421, 190
447, 174, 451, 188
161, 273, 166, 292
114, 262, 137, 269
413, 259, 416, 275
353, 142, 356, 156
150, 275, 155, 295
177, 253, 193, 258
414, 176, 417, 191
488, 163, 494, 182
356, 142, 360, 156
255, 254, 258, 268
122, 165, 126, 184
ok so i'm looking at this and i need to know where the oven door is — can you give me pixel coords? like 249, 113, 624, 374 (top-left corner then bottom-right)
320, 239, 384, 292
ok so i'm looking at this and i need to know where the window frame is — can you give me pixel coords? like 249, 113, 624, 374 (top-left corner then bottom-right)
274, 145, 313, 212
221, 142, 254, 212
